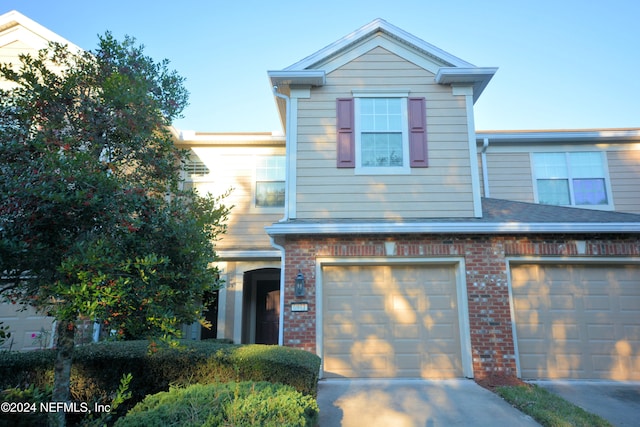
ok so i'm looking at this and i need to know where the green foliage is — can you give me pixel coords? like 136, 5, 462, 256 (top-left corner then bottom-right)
0, 384, 52, 427
114, 382, 319, 427
0, 341, 321, 425
496, 385, 613, 427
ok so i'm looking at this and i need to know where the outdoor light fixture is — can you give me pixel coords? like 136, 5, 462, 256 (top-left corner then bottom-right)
295, 270, 305, 297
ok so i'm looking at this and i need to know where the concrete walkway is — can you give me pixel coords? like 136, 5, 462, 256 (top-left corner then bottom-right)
317, 379, 539, 426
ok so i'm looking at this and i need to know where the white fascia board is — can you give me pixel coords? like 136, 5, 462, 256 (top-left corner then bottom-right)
217, 250, 282, 260
267, 70, 326, 88
435, 67, 498, 103
476, 129, 640, 143
265, 222, 640, 236
0, 10, 82, 52
285, 18, 474, 71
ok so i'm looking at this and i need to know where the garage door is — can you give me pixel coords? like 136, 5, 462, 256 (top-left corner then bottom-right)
511, 264, 640, 380
322, 264, 462, 378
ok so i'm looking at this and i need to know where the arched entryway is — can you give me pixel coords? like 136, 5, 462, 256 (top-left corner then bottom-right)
242, 268, 280, 345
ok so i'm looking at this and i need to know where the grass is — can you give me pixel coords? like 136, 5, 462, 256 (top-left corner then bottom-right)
496, 384, 613, 427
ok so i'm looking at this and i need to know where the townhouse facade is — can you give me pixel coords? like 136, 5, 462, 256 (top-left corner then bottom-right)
1, 11, 639, 381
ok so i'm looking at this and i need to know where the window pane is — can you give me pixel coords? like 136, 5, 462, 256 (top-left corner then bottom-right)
569, 152, 604, 178
360, 98, 402, 132
256, 182, 285, 207
361, 133, 403, 167
537, 179, 570, 205
534, 153, 567, 178
574, 178, 607, 205
256, 156, 285, 180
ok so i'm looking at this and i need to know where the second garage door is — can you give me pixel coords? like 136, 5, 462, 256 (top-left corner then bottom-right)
322, 264, 463, 378
511, 263, 640, 380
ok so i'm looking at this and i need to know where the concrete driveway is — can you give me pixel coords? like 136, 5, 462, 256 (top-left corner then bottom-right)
534, 381, 640, 427
316, 379, 539, 427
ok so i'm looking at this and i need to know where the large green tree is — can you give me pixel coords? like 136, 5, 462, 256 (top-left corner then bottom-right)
0, 34, 229, 426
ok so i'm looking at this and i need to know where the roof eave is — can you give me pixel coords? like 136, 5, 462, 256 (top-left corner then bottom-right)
435, 67, 498, 103
267, 70, 326, 88
266, 222, 640, 236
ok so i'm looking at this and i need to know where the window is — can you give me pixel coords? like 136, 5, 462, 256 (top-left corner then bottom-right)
255, 156, 285, 207
336, 95, 427, 172
533, 152, 609, 207
359, 98, 406, 168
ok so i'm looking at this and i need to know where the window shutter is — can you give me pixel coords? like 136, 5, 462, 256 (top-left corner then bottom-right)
336, 98, 355, 168
408, 97, 428, 167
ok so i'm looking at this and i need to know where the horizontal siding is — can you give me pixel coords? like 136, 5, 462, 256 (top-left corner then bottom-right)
485, 153, 535, 202
607, 149, 640, 213
295, 46, 474, 220
188, 145, 285, 250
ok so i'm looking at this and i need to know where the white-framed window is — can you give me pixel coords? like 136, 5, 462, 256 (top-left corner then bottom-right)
354, 93, 410, 174
532, 152, 611, 208
255, 156, 285, 208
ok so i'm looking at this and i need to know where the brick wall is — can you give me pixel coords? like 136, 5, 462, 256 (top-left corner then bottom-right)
280, 234, 640, 378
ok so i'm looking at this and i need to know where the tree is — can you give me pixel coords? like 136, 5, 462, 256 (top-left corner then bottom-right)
0, 34, 230, 426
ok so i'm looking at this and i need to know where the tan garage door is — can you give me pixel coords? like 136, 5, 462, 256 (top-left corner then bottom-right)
511, 264, 640, 380
322, 264, 462, 378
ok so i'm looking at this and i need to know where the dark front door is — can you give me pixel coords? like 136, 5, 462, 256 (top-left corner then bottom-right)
201, 290, 218, 340
255, 280, 280, 345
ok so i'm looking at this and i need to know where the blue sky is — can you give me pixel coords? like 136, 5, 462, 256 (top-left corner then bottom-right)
3, 0, 639, 133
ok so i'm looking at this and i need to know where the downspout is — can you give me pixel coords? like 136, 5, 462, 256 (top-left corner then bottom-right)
271, 85, 290, 346
270, 236, 286, 346
481, 137, 490, 198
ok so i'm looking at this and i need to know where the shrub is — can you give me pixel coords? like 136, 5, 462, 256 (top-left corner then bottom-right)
114, 381, 319, 427
0, 340, 321, 425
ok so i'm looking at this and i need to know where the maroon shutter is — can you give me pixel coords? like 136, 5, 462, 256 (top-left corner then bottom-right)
336, 98, 355, 168
408, 97, 428, 167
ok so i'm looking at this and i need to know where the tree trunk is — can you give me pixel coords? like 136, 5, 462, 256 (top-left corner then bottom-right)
49, 320, 75, 427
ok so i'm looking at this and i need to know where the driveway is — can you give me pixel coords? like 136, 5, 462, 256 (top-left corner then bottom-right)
317, 379, 539, 427
534, 381, 640, 427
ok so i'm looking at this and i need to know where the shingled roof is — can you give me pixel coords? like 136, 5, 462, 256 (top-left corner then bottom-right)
266, 198, 640, 235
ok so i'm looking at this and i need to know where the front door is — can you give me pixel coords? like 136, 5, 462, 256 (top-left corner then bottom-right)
255, 280, 280, 345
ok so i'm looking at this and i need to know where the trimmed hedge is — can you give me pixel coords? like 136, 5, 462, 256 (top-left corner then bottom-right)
114, 381, 319, 427
0, 340, 320, 424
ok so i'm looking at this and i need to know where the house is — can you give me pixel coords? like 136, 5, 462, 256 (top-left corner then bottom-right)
1, 11, 639, 381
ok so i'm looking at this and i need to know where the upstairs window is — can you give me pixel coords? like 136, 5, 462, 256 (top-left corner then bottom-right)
255, 156, 285, 208
359, 98, 406, 168
337, 95, 427, 173
533, 152, 610, 207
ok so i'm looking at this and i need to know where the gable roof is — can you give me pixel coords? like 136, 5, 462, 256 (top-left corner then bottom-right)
285, 18, 475, 71
268, 18, 497, 126
265, 198, 640, 236
0, 10, 81, 52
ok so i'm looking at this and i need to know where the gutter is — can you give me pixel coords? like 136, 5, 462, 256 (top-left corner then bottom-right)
269, 237, 286, 347
265, 221, 640, 235
272, 85, 292, 221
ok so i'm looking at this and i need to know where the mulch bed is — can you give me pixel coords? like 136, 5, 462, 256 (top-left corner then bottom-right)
475, 373, 529, 391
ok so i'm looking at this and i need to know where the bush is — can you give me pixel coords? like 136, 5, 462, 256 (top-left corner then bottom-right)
0, 340, 321, 425
114, 381, 319, 427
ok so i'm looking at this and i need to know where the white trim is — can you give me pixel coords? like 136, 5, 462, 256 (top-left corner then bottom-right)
354, 96, 410, 175
315, 256, 473, 379
233, 268, 244, 344
216, 262, 228, 340
505, 256, 640, 378
352, 89, 411, 97
460, 89, 483, 218
266, 221, 640, 235
0, 10, 83, 53
287, 96, 299, 219
477, 129, 640, 143
435, 68, 498, 103
285, 18, 474, 72
217, 250, 281, 260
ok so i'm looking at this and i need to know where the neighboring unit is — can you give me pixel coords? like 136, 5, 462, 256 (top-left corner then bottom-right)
1, 11, 638, 382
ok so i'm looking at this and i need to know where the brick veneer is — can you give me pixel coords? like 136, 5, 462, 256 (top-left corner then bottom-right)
279, 234, 640, 379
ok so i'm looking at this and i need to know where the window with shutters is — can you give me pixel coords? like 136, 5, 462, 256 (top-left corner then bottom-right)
337, 93, 427, 174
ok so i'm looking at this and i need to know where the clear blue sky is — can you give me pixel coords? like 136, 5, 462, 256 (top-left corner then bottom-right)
3, 0, 639, 133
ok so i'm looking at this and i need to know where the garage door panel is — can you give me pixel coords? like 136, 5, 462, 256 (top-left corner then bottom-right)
512, 264, 640, 380
323, 264, 462, 378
